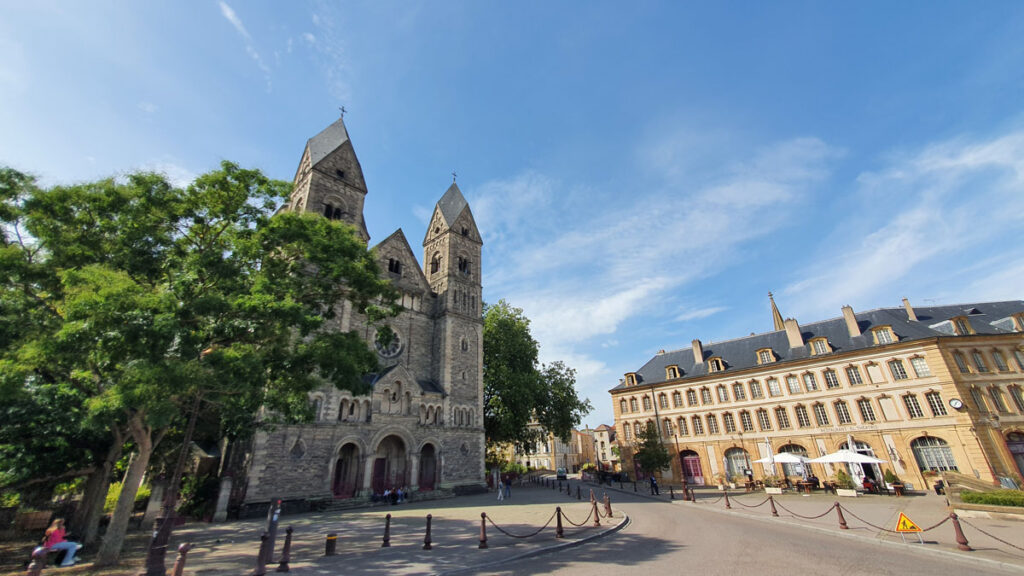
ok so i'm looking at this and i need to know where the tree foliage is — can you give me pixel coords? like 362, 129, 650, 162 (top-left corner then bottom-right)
633, 422, 671, 474
482, 300, 591, 448
0, 162, 397, 564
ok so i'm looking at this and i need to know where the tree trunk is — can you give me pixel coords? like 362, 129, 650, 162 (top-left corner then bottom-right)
77, 430, 123, 545
95, 415, 158, 566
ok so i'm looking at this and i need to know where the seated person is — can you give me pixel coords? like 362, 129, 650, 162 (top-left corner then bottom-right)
862, 478, 877, 493
808, 474, 820, 489
40, 519, 82, 567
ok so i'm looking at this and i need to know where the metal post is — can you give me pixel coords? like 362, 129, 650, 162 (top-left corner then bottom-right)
724, 490, 731, 509
950, 513, 972, 551
604, 494, 612, 517
252, 532, 269, 576
275, 527, 292, 572
171, 543, 194, 576
479, 513, 488, 549
26, 548, 47, 576
633, 481, 637, 492
670, 486, 675, 500
556, 507, 564, 538
769, 495, 779, 517
423, 514, 433, 550
577, 486, 581, 500
264, 500, 282, 567
592, 499, 601, 526
324, 533, 337, 556
589, 488, 595, 502
835, 502, 848, 530
382, 514, 391, 548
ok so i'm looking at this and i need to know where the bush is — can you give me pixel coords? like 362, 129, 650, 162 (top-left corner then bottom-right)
104, 481, 152, 513
501, 462, 528, 476
960, 490, 1024, 508
178, 475, 219, 520
883, 468, 902, 485
834, 469, 855, 490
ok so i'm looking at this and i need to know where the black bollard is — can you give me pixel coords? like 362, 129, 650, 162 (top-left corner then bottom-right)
592, 499, 601, 526
423, 514, 433, 550
724, 490, 731, 509
769, 496, 779, 517
253, 531, 269, 576
577, 485, 581, 500
670, 486, 675, 500
325, 533, 337, 556
382, 514, 392, 548
276, 526, 292, 572
633, 481, 637, 492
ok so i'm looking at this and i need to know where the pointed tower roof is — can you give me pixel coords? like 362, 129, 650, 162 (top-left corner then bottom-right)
436, 182, 469, 225
306, 117, 351, 167
769, 292, 785, 331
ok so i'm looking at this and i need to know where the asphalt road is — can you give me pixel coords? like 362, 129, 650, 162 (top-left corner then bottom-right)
476, 490, 1023, 576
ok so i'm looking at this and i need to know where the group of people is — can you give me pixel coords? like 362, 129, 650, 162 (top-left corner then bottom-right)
496, 477, 512, 501
34, 518, 83, 567
371, 487, 409, 505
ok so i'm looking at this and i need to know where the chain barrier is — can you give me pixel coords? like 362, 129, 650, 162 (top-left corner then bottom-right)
700, 494, 726, 504
835, 504, 948, 534
772, 500, 840, 520
958, 517, 1024, 553
561, 507, 595, 527
729, 496, 771, 509
485, 510, 557, 539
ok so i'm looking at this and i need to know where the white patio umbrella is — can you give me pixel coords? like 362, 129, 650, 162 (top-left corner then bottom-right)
808, 450, 887, 464
752, 453, 809, 464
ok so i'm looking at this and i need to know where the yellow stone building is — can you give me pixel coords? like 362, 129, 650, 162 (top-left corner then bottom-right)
611, 297, 1024, 491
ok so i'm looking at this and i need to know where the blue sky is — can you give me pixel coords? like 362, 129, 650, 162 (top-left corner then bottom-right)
3, 2, 1023, 428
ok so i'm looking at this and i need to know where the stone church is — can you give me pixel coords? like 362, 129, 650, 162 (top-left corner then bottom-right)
236, 117, 486, 513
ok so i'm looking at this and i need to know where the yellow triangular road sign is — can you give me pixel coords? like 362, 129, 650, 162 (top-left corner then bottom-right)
895, 512, 922, 533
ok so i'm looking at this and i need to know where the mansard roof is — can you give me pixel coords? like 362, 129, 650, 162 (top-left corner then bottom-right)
307, 117, 351, 167
613, 299, 1024, 392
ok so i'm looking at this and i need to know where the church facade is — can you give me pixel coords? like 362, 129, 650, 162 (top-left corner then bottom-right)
237, 118, 486, 511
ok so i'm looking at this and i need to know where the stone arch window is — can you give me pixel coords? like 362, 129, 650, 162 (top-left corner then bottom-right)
716, 384, 729, 403
700, 387, 712, 405
676, 416, 688, 435
642, 396, 652, 411
658, 393, 669, 409
723, 412, 736, 433
686, 389, 698, 406
388, 258, 402, 275
311, 396, 323, 421
430, 253, 442, 274
732, 382, 746, 401
290, 438, 307, 459
911, 436, 958, 472
457, 256, 471, 276
461, 337, 469, 352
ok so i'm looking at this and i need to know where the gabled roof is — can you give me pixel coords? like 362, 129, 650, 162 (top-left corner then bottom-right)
613, 299, 1024, 392
307, 117, 351, 168
363, 365, 445, 396
372, 229, 431, 293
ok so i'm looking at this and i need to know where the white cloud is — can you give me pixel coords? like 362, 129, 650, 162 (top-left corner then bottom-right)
783, 128, 1024, 318
303, 32, 316, 44
137, 101, 158, 114
218, 1, 272, 91
675, 306, 727, 322
134, 160, 197, 189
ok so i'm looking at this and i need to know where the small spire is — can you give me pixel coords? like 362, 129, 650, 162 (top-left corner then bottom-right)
452, 170, 457, 183
769, 292, 785, 331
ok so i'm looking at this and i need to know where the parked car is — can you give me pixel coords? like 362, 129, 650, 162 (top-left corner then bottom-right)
556, 467, 567, 480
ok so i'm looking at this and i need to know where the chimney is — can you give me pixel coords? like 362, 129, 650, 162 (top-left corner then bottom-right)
902, 297, 918, 321
842, 305, 860, 337
784, 318, 803, 349
691, 339, 704, 364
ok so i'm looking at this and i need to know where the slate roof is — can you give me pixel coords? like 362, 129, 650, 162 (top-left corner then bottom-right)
307, 117, 350, 167
436, 183, 468, 225
613, 300, 1024, 392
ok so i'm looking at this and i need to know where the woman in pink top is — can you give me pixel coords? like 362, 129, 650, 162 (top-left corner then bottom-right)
43, 518, 82, 567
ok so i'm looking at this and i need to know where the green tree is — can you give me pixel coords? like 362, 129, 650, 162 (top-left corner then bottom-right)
482, 300, 591, 448
633, 422, 670, 475
0, 163, 397, 566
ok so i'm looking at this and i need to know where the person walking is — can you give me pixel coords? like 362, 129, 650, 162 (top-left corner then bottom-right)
503, 476, 512, 499
649, 475, 660, 495
497, 480, 505, 501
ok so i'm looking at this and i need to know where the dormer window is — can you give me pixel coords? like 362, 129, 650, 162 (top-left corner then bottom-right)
665, 365, 680, 379
872, 326, 895, 345
953, 316, 973, 335
625, 373, 637, 386
810, 338, 831, 355
757, 349, 775, 365
388, 258, 402, 275
708, 357, 724, 372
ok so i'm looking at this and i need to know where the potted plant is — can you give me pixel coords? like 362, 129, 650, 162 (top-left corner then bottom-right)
714, 472, 728, 490
728, 474, 743, 489
834, 469, 858, 497
763, 474, 783, 494
883, 468, 905, 496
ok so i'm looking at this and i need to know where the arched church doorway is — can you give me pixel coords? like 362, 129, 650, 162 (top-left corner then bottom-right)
332, 443, 360, 498
419, 444, 438, 490
372, 435, 407, 493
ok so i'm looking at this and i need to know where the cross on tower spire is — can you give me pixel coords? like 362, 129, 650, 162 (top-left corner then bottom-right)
339, 106, 346, 118
452, 170, 457, 183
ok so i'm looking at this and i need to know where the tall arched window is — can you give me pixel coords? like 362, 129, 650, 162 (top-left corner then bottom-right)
724, 447, 748, 479
911, 437, 958, 472
778, 444, 808, 477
